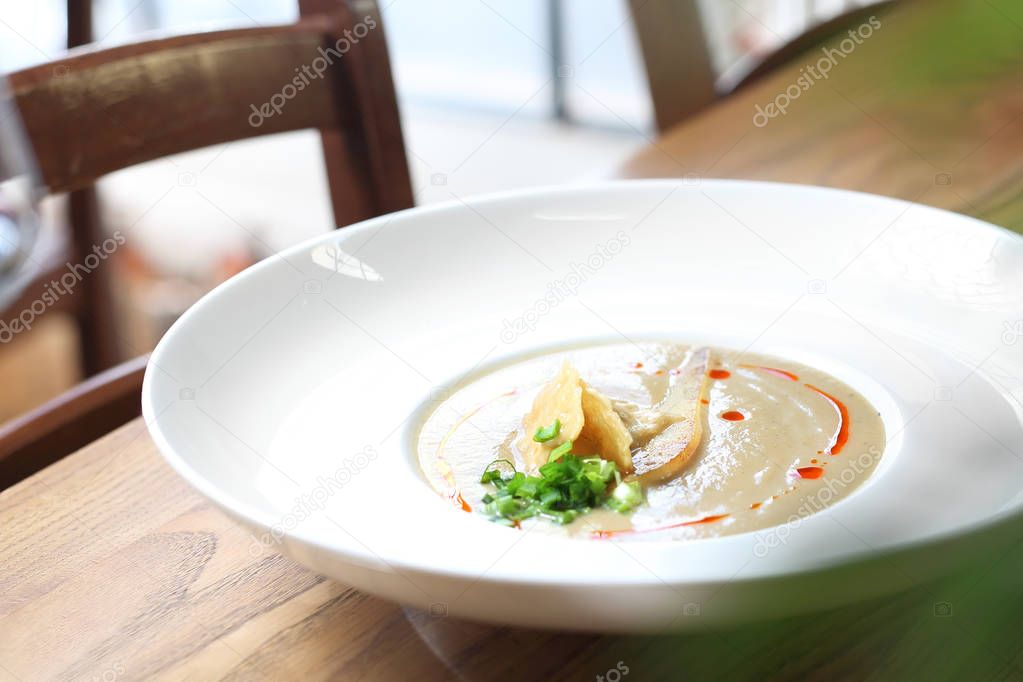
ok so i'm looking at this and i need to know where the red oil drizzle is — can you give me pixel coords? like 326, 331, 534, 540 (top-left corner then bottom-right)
632, 361, 644, 369
708, 369, 731, 380
740, 364, 799, 381
450, 491, 472, 512
797, 466, 824, 479
805, 384, 850, 455
700, 398, 710, 405
592, 514, 729, 539
750, 502, 762, 510
720, 410, 746, 422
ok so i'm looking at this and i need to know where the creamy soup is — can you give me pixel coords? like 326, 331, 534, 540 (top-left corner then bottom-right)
417, 343, 885, 540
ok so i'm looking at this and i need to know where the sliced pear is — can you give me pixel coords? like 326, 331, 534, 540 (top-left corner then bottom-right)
579, 383, 634, 472
519, 361, 585, 470
629, 347, 711, 484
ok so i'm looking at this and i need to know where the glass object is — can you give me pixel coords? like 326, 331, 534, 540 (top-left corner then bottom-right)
0, 73, 41, 310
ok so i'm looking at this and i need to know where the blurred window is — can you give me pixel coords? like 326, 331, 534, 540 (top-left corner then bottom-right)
0, 1, 887, 131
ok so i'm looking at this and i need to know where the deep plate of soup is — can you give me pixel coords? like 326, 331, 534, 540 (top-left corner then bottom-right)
143, 180, 1023, 632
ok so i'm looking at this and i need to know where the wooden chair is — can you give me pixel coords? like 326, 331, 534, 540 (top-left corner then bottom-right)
629, 0, 896, 131
0, 0, 413, 488
0, 354, 147, 489
3, 0, 412, 376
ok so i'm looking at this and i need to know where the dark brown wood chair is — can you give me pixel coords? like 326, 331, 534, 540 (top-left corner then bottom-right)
0, 354, 147, 489
0, 0, 413, 488
629, 0, 896, 131
3, 0, 412, 375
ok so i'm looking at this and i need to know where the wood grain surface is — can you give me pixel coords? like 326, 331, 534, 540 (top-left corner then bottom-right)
3, 420, 1023, 681
3, 0, 1023, 679
616, 0, 1023, 236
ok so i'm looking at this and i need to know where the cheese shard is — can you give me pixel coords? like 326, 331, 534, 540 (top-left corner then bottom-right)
519, 361, 585, 470
579, 383, 634, 472
519, 361, 634, 473
629, 347, 711, 484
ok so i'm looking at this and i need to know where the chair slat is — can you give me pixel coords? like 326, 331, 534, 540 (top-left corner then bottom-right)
0, 355, 147, 489
9, 22, 344, 194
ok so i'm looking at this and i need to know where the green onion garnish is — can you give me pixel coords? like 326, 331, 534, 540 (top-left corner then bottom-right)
532, 419, 561, 443
548, 441, 572, 462
480, 458, 516, 484
478, 449, 642, 525
606, 480, 644, 513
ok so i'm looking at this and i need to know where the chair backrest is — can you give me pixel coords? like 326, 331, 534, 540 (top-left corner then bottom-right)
629, 0, 896, 132
7, 0, 413, 227
1, 0, 413, 377
0, 354, 146, 489
628, 0, 718, 133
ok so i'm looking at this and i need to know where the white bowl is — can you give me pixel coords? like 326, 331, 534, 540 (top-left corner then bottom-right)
143, 180, 1023, 632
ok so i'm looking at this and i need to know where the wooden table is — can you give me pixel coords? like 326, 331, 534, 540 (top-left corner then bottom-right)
618, 0, 1023, 235
3, 1, 1023, 679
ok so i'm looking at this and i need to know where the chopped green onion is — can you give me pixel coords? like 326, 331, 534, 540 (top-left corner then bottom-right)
606, 480, 644, 513
478, 452, 643, 526
480, 458, 516, 484
539, 488, 562, 506
540, 508, 583, 524
548, 441, 573, 462
532, 419, 561, 443
504, 472, 526, 494
495, 495, 527, 518
515, 477, 541, 499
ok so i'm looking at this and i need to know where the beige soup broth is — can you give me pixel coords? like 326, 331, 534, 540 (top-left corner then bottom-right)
417, 342, 885, 540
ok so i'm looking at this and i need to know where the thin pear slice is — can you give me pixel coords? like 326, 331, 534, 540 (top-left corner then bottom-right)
629, 348, 711, 484
519, 361, 585, 470
579, 383, 634, 472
